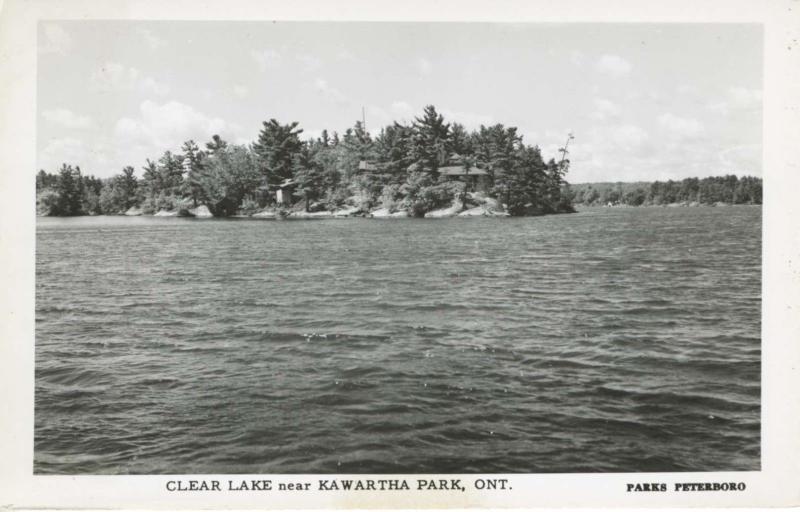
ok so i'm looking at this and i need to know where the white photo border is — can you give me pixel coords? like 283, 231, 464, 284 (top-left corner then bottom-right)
1, 0, 798, 508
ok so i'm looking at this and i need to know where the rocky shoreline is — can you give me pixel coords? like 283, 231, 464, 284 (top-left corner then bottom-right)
120, 192, 515, 220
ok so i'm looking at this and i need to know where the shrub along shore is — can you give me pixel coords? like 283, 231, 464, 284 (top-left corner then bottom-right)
37, 105, 575, 219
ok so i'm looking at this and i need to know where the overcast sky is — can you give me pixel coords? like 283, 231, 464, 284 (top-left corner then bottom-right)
37, 21, 762, 183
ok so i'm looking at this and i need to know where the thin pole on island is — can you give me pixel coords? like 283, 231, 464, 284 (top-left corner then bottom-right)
559, 132, 575, 169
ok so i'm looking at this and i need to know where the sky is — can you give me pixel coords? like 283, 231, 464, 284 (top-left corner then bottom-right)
37, 21, 763, 183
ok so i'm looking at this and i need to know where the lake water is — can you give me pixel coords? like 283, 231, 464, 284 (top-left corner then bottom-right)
35, 206, 761, 474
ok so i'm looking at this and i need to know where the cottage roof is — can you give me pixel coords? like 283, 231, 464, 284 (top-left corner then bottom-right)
266, 178, 296, 189
438, 166, 488, 176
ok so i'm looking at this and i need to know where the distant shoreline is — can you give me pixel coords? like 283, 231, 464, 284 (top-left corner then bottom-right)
568, 176, 762, 208
573, 201, 761, 209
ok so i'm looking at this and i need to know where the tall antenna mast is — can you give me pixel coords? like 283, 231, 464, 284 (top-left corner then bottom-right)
362, 106, 366, 133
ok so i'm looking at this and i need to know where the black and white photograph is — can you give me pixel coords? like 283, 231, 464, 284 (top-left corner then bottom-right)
2, 0, 799, 509
32, 19, 764, 475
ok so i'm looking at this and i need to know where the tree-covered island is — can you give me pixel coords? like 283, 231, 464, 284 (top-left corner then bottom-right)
36, 105, 576, 219
36, 104, 762, 219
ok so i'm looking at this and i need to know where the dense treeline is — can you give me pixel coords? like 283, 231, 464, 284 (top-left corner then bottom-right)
36, 165, 105, 216
36, 105, 575, 217
568, 175, 762, 207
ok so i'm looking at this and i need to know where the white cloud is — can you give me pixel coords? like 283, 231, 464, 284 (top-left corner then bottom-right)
233, 85, 249, 98
590, 98, 620, 121
417, 57, 433, 76
569, 50, 585, 66
727, 86, 762, 109
139, 76, 170, 96
522, 131, 539, 145
717, 144, 762, 173
137, 28, 165, 50
251, 49, 282, 70
611, 124, 648, 149
536, 129, 576, 161
297, 54, 322, 72
563, 124, 655, 182
313, 78, 348, 105
89, 62, 170, 96
561, 126, 647, 174
41, 108, 92, 129
91, 63, 138, 91
658, 113, 704, 138
708, 86, 763, 114
302, 128, 324, 142
40, 137, 87, 169
39, 23, 72, 54
440, 108, 494, 129
594, 54, 632, 78
390, 101, 415, 120
336, 50, 359, 62
39, 136, 111, 173
114, 100, 233, 153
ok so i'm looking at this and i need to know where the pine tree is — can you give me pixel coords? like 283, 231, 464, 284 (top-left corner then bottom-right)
205, 134, 228, 155
491, 145, 549, 214
474, 124, 520, 181
375, 122, 414, 184
141, 159, 160, 200
53, 164, 86, 215
410, 105, 450, 177
252, 119, 304, 187
181, 139, 206, 207
450, 122, 471, 157
157, 151, 184, 196
119, 166, 138, 209
292, 143, 324, 212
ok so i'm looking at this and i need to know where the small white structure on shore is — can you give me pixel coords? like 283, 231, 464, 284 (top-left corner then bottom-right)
275, 179, 295, 205
358, 160, 378, 172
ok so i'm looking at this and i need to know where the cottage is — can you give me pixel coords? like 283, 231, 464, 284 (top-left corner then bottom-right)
358, 159, 490, 192
438, 165, 490, 192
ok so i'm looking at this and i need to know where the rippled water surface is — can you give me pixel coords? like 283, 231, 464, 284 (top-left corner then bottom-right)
35, 207, 761, 474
